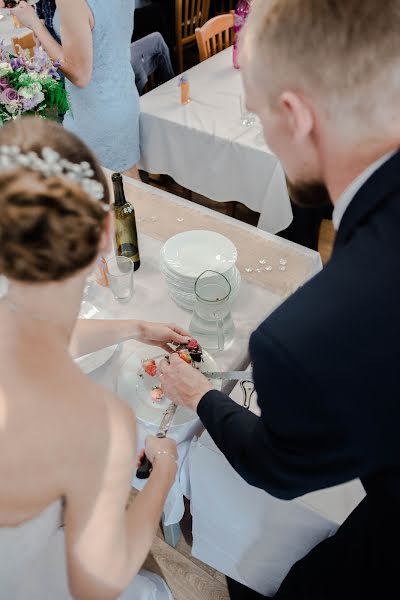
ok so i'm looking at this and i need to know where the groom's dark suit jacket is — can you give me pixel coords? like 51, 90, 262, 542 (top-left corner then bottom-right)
198, 151, 400, 599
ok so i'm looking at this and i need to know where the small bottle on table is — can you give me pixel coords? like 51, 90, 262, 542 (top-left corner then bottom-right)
179, 74, 190, 105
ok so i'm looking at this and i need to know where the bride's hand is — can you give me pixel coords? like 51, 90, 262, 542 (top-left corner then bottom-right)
136, 322, 190, 353
10, 1, 39, 30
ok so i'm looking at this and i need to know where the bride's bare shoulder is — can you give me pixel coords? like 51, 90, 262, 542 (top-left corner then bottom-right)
25, 355, 136, 460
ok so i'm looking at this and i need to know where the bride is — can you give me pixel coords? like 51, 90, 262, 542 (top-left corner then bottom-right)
0, 117, 189, 599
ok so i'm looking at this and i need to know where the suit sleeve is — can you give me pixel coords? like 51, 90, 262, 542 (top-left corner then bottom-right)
197, 327, 376, 500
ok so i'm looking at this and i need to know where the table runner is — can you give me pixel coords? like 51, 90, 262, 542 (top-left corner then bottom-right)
107, 173, 319, 297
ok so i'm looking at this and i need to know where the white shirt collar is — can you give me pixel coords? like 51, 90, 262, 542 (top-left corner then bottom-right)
332, 150, 397, 231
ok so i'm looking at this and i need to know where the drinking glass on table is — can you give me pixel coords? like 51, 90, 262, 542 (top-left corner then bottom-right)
240, 95, 256, 126
189, 270, 235, 352
107, 256, 134, 303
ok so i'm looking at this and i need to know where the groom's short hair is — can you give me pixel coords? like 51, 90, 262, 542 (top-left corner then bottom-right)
242, 0, 400, 136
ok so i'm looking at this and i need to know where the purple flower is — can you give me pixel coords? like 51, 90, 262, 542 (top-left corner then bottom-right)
2, 87, 19, 103
32, 47, 49, 73
48, 68, 60, 80
0, 77, 8, 91
22, 96, 41, 111
10, 57, 23, 71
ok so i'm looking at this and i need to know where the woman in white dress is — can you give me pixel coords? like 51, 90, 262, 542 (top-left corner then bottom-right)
0, 117, 189, 599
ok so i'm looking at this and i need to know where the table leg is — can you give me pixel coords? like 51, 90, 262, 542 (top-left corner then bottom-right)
162, 515, 181, 547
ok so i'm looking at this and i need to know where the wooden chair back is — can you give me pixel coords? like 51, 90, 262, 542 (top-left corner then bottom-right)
12, 32, 36, 58
195, 12, 234, 62
176, 0, 211, 72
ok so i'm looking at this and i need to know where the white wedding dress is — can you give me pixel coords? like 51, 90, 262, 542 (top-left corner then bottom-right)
0, 500, 173, 599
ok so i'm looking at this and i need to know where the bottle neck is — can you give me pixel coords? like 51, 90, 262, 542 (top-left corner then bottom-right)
112, 176, 127, 207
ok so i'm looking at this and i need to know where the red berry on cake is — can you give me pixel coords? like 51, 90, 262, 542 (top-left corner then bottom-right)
143, 359, 157, 377
187, 338, 199, 351
151, 386, 164, 402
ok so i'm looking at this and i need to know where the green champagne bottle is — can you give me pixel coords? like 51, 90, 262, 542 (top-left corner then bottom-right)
112, 173, 141, 271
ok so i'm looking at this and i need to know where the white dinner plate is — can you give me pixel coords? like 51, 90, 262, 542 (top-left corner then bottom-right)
165, 266, 242, 311
117, 349, 221, 430
161, 230, 238, 279
74, 301, 117, 374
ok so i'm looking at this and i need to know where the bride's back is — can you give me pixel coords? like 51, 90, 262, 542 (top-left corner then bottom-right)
0, 308, 105, 526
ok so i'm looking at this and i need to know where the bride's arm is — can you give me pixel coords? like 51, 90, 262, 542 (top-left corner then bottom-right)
9, 0, 93, 88
64, 388, 177, 600
70, 319, 190, 357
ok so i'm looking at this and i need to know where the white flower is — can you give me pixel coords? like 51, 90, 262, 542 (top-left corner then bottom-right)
6, 101, 21, 115
0, 63, 12, 77
35, 90, 45, 104
19, 82, 42, 99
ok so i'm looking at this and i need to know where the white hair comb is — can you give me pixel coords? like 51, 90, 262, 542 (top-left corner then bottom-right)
0, 145, 110, 211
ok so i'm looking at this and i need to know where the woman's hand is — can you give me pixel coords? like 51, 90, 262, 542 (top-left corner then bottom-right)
136, 322, 191, 353
160, 353, 212, 412
9, 1, 40, 31
144, 435, 178, 481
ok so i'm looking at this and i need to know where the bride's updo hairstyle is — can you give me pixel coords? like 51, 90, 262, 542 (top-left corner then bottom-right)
0, 117, 110, 283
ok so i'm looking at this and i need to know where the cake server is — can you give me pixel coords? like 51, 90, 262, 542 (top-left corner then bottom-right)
203, 370, 253, 382
136, 402, 177, 480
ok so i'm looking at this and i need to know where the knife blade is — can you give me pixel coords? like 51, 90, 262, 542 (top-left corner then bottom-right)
203, 370, 253, 382
136, 402, 178, 480
156, 402, 178, 437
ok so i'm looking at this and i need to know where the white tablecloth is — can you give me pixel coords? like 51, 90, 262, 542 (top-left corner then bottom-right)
83, 177, 321, 525
188, 384, 366, 596
0, 12, 31, 50
139, 48, 293, 234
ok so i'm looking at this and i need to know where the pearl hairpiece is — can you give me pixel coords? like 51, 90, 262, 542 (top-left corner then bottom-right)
0, 145, 110, 211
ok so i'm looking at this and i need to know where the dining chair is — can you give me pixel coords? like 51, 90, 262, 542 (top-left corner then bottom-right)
195, 12, 234, 62
12, 32, 36, 58
176, 0, 211, 73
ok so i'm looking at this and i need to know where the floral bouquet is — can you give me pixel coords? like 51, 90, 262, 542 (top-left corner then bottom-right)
0, 43, 69, 125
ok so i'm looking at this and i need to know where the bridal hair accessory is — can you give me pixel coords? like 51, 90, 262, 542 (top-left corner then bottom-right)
0, 145, 109, 209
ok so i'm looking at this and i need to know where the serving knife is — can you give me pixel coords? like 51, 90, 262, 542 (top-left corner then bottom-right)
136, 402, 177, 480
203, 370, 253, 382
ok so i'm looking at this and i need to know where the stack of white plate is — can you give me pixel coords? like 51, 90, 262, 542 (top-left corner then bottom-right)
160, 230, 241, 310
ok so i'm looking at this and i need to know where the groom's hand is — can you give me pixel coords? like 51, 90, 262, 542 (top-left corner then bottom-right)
160, 353, 212, 412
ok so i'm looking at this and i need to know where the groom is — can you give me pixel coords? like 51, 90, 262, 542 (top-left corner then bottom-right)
160, 1, 400, 599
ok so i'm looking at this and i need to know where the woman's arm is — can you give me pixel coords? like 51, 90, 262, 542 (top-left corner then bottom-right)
64, 386, 177, 600
70, 320, 190, 358
10, 0, 93, 87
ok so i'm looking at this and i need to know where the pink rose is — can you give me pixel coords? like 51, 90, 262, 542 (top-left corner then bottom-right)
2, 87, 19, 103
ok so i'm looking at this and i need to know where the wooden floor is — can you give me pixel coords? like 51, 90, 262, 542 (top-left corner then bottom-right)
138, 494, 230, 600
138, 176, 335, 599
